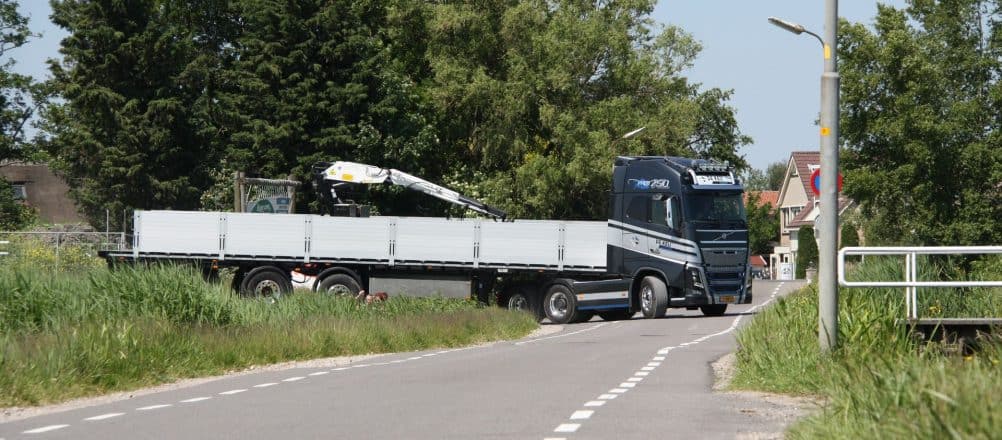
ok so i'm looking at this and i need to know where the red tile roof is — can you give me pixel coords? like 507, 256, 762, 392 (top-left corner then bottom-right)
748, 255, 768, 267
792, 151, 821, 196
744, 190, 779, 209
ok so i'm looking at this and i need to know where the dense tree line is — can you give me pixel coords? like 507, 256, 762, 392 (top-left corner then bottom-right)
839, 0, 1002, 245
37, 0, 749, 227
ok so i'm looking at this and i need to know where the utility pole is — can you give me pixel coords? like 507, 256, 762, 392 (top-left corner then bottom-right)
817, 0, 840, 353
768, 0, 840, 352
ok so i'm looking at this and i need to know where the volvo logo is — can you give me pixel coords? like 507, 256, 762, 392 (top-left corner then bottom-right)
713, 231, 736, 241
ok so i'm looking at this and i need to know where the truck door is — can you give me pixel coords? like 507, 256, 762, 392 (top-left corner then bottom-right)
621, 194, 649, 270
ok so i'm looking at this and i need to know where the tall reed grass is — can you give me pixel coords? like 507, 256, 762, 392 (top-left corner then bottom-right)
732, 255, 1002, 438
0, 251, 537, 406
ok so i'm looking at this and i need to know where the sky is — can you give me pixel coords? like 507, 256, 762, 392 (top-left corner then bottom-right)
12, 1, 908, 171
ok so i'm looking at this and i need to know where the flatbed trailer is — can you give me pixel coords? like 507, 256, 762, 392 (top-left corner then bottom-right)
103, 156, 753, 323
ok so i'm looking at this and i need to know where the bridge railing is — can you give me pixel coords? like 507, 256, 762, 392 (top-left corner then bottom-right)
838, 246, 1002, 320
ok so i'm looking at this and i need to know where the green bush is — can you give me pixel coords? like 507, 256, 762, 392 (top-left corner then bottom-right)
795, 226, 817, 279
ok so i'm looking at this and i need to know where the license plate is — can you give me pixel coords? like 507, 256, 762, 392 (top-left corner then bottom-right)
719, 295, 736, 304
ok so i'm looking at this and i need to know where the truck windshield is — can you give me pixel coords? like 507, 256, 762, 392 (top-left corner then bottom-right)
684, 192, 746, 224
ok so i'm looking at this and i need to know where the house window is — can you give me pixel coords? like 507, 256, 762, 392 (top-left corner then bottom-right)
11, 184, 26, 200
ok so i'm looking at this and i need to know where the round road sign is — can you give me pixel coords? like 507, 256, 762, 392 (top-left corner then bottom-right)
810, 168, 843, 196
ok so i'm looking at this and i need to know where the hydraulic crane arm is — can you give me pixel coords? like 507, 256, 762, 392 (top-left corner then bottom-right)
315, 161, 507, 220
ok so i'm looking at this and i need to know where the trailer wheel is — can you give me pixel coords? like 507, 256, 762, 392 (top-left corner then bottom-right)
544, 284, 578, 324
241, 267, 292, 301
317, 274, 362, 297
700, 305, 727, 316
598, 309, 635, 321
639, 276, 669, 319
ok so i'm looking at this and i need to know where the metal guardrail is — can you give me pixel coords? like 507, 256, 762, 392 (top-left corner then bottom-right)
838, 246, 1002, 320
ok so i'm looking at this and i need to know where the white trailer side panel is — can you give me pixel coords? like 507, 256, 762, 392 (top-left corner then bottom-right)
562, 221, 607, 268
395, 218, 476, 263
137, 211, 221, 255
225, 213, 307, 257
311, 216, 392, 262
479, 221, 559, 266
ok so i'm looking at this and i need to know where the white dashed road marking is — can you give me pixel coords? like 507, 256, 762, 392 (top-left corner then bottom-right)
23, 425, 69, 434
554, 424, 580, 433
137, 404, 172, 411
180, 397, 211, 403
219, 389, 247, 395
544, 282, 788, 438
254, 382, 278, 388
84, 412, 124, 421
308, 371, 329, 376
282, 376, 305, 382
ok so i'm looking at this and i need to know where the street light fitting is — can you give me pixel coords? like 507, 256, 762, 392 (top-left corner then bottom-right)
768, 17, 805, 35
621, 126, 646, 139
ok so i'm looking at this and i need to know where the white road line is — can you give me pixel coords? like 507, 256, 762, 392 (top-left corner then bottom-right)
422, 353, 436, 357
308, 371, 329, 376
180, 397, 211, 403
653, 356, 666, 361
554, 424, 580, 433
618, 382, 636, 388
610, 388, 628, 393
634, 371, 649, 376
647, 362, 661, 366
23, 424, 69, 434
516, 322, 610, 346
597, 394, 618, 400
584, 400, 606, 407
641, 366, 655, 371
253, 382, 278, 388
627, 377, 643, 382
390, 360, 405, 364
333, 367, 349, 371
84, 412, 124, 421
137, 404, 172, 411
408, 356, 422, 360
219, 389, 247, 395
283, 376, 305, 382
569, 410, 594, 420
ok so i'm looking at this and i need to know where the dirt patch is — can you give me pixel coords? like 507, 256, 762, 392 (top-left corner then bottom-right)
712, 353, 824, 439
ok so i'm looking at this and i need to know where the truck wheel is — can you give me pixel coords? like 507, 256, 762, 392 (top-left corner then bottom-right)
700, 305, 727, 316
506, 289, 544, 322
317, 274, 362, 297
598, 309, 634, 321
241, 267, 292, 301
544, 284, 578, 324
639, 276, 669, 319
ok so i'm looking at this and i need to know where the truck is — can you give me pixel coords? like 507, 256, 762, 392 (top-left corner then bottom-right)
100, 156, 751, 323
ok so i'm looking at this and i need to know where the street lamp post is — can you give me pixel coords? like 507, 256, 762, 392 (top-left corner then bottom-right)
768, 0, 840, 353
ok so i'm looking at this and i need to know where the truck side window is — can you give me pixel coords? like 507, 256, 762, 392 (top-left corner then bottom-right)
650, 197, 668, 227
626, 197, 647, 222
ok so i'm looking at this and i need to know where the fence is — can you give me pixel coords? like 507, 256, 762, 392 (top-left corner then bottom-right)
838, 246, 1002, 320
0, 231, 129, 264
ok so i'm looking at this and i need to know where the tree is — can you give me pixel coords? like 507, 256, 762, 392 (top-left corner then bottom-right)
839, 1, 1002, 245
423, 0, 750, 219
840, 221, 860, 263
764, 160, 787, 191
745, 192, 778, 255
45, 0, 238, 228
796, 226, 817, 279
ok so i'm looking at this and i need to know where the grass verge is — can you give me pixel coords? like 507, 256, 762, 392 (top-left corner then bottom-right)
732, 256, 1002, 439
0, 262, 537, 407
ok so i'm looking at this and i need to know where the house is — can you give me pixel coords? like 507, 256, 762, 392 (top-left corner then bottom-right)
0, 161, 84, 224
770, 152, 853, 280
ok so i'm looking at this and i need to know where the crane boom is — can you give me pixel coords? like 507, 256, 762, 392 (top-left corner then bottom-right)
316, 161, 507, 220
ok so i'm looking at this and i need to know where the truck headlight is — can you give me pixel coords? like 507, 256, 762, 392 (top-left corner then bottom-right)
687, 267, 704, 290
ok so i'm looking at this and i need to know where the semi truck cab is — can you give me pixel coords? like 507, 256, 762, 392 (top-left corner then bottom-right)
606, 156, 751, 318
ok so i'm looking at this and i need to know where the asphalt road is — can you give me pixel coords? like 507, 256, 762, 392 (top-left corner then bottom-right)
1, 280, 803, 440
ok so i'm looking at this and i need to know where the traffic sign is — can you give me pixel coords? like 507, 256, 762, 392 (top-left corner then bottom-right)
810, 168, 843, 197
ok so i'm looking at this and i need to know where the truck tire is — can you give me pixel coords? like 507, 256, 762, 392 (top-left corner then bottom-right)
598, 309, 635, 321
700, 304, 727, 316
241, 267, 292, 301
544, 284, 578, 324
572, 311, 595, 323
317, 273, 362, 297
505, 288, 544, 322
639, 276, 669, 319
